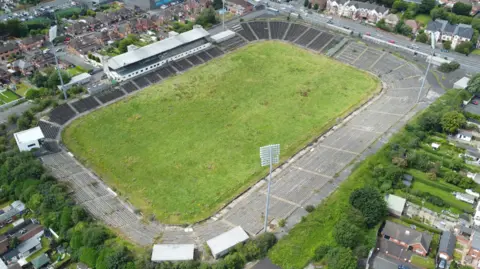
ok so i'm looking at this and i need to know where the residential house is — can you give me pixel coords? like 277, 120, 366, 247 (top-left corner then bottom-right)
31, 52, 56, 69
19, 36, 44, 52
457, 130, 473, 142
68, 33, 103, 56
31, 253, 49, 269
66, 21, 89, 36
381, 220, 433, 256
385, 194, 406, 217
0, 42, 20, 61
385, 13, 399, 27
0, 68, 12, 83
11, 60, 33, 76
325, 0, 389, 23
224, 0, 254, 15
425, 19, 474, 48
455, 192, 476, 204
468, 231, 480, 258
4, 230, 44, 263
0, 201, 25, 224
405, 20, 419, 33
439, 231, 456, 260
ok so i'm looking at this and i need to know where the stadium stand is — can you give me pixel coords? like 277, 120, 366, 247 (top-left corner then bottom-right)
145, 72, 161, 84
133, 76, 151, 89
206, 47, 224, 58
38, 120, 60, 139
295, 28, 321, 46
106, 27, 211, 82
308, 33, 334, 51
284, 24, 308, 42
235, 24, 256, 41
71, 96, 101, 114
122, 81, 139, 93
187, 55, 203, 66
269, 21, 289, 39
248, 21, 269, 39
95, 88, 126, 104
197, 51, 212, 62
170, 61, 184, 72
217, 35, 247, 52
156, 66, 174, 79
321, 35, 343, 53
175, 59, 193, 71
48, 104, 77, 125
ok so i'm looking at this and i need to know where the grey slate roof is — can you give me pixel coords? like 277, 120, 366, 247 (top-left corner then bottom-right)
438, 231, 456, 257
382, 221, 432, 251
0, 42, 17, 54
472, 231, 480, 250
348, 1, 388, 12
426, 19, 447, 32
455, 24, 474, 39
443, 23, 456, 35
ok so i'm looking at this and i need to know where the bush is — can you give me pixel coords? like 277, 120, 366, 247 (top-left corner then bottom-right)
305, 205, 315, 212
278, 219, 286, 227
313, 245, 331, 262
438, 61, 460, 73
25, 89, 40, 100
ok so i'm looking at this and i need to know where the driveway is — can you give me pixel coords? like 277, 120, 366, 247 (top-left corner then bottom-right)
371, 253, 421, 269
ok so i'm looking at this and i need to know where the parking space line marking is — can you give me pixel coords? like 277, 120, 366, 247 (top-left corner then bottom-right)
347, 125, 384, 134
220, 219, 238, 229
391, 87, 419, 90
369, 52, 386, 70
258, 191, 302, 207
317, 144, 359, 155
392, 63, 407, 71
351, 47, 369, 64
367, 110, 404, 116
292, 166, 333, 179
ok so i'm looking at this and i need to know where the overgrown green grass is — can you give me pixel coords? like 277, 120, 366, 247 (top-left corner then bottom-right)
411, 180, 474, 213
415, 14, 432, 26
67, 66, 88, 76
0, 90, 20, 104
410, 255, 435, 269
63, 42, 379, 224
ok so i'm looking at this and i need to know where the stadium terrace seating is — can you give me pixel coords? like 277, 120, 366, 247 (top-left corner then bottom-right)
249, 21, 269, 39
41, 141, 61, 153
156, 67, 173, 79
95, 88, 125, 104
133, 76, 150, 89
122, 81, 139, 93
176, 59, 193, 71
238, 23, 256, 41
170, 61, 184, 72
217, 35, 247, 52
269, 21, 289, 40
38, 120, 60, 139
295, 28, 321, 46
187, 55, 203, 66
49, 104, 77, 125
284, 24, 308, 42
71, 96, 101, 114
321, 35, 342, 53
308, 32, 334, 51
145, 72, 161, 84
206, 47, 223, 58
197, 51, 212, 62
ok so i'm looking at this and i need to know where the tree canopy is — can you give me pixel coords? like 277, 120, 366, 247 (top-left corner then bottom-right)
467, 73, 480, 94
441, 111, 466, 134
419, 0, 436, 14
333, 218, 363, 248
326, 247, 358, 269
452, 2, 472, 16
349, 187, 387, 228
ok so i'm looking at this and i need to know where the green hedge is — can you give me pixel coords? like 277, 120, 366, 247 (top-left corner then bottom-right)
399, 217, 442, 234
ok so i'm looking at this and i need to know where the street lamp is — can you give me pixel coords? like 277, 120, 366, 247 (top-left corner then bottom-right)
49, 22, 67, 100
260, 144, 280, 232
416, 32, 436, 103
222, 0, 225, 30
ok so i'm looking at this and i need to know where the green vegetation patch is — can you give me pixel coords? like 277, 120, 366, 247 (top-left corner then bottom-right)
63, 41, 378, 224
415, 14, 432, 26
0, 90, 20, 104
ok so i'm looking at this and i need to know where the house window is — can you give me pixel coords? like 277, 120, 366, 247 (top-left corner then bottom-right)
27, 143, 36, 148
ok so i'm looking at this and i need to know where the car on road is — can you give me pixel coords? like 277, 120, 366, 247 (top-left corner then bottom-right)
398, 265, 410, 269
365, 32, 371, 36
388, 40, 395, 44
441, 49, 449, 53
472, 100, 478, 105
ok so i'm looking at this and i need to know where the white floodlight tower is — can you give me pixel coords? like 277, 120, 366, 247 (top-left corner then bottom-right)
417, 32, 436, 103
222, 0, 225, 30
260, 144, 280, 232
49, 24, 68, 100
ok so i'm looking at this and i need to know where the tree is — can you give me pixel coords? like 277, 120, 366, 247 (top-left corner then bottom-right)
467, 73, 480, 94
304, 0, 309, 7
79, 247, 98, 268
9, 237, 20, 249
313, 245, 331, 262
224, 253, 246, 269
349, 187, 387, 228
314, 3, 319, 10
452, 2, 472, 16
441, 111, 466, 134
333, 218, 362, 248
213, 0, 223, 10
395, 20, 413, 36
195, 8, 218, 28
418, 112, 442, 132
47, 70, 71, 90
82, 226, 109, 248
430, 7, 448, 20
72, 206, 87, 224
59, 207, 73, 232
416, 32, 428, 43
419, 0, 435, 14
32, 72, 48, 88
86, 9, 97, 17
455, 41, 473, 55
438, 61, 460, 73
392, 0, 409, 12
326, 247, 357, 269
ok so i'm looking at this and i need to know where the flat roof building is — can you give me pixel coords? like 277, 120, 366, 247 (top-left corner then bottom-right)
14, 127, 44, 152
207, 226, 249, 258
385, 194, 406, 217
454, 77, 470, 89
58, 73, 92, 91
151, 244, 194, 262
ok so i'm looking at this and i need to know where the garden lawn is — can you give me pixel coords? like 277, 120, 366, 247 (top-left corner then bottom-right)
410, 255, 435, 269
0, 90, 20, 104
67, 66, 88, 76
411, 180, 474, 213
415, 14, 432, 26
63, 41, 379, 224
15, 83, 31, 97
472, 49, 480, 56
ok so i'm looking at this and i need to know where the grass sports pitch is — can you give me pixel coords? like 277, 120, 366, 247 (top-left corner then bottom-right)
63, 42, 379, 224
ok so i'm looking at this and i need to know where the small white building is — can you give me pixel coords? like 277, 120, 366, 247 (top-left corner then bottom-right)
206, 226, 249, 258
151, 244, 194, 262
431, 143, 440, 150
13, 127, 44, 152
467, 189, 480, 198
58, 73, 91, 91
454, 77, 470, 89
457, 131, 473, 142
385, 194, 406, 217
455, 192, 476, 204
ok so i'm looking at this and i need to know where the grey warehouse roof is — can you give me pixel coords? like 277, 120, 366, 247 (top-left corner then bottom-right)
151, 244, 194, 262
439, 231, 456, 257
207, 226, 249, 257
108, 27, 210, 70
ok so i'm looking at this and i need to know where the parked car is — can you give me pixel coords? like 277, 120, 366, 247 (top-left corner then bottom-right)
365, 32, 371, 36
388, 40, 395, 44
398, 265, 410, 269
472, 100, 478, 105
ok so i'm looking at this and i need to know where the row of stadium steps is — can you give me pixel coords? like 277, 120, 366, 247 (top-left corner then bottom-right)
217, 35, 247, 52
231, 21, 335, 53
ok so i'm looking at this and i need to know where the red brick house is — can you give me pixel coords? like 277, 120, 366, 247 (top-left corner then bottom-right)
0, 42, 20, 61
224, 0, 253, 15
468, 231, 480, 258
19, 36, 44, 52
381, 221, 433, 256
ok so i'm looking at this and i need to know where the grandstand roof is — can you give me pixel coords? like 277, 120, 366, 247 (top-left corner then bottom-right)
151, 244, 194, 262
108, 27, 210, 70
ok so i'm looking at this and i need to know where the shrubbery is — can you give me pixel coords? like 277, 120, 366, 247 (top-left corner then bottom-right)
438, 61, 460, 73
